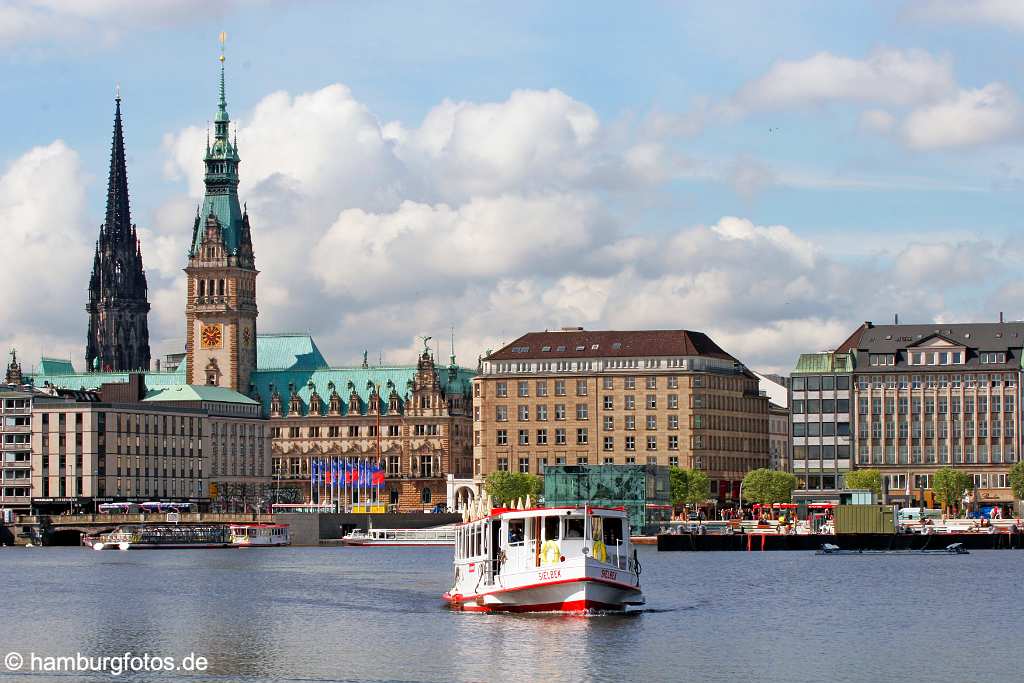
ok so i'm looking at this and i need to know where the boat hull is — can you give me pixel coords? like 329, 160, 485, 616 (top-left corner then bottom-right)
445, 576, 644, 613
341, 539, 454, 547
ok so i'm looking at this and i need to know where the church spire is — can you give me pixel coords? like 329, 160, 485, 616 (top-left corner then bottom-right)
86, 90, 151, 373
105, 88, 131, 239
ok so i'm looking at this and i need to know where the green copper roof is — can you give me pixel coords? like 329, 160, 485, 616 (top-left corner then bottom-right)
251, 365, 476, 417
792, 351, 854, 375
39, 357, 75, 375
27, 368, 186, 392
191, 53, 243, 257
256, 333, 328, 371
144, 384, 257, 404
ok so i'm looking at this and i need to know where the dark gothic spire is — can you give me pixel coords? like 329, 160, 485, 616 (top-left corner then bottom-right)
86, 91, 151, 373
105, 89, 132, 239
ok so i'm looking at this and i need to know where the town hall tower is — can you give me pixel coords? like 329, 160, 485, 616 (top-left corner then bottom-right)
184, 46, 258, 391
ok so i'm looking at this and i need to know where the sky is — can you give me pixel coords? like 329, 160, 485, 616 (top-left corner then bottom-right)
3, 0, 1024, 375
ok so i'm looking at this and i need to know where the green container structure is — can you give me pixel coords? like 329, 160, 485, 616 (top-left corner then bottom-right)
833, 504, 897, 534
542, 464, 671, 535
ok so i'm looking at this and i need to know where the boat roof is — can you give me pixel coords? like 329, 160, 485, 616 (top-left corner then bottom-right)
458, 505, 627, 526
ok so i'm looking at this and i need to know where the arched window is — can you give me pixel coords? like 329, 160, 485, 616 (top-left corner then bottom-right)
421, 487, 432, 504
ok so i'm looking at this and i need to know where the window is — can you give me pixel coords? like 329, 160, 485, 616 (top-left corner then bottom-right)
668, 415, 679, 430
603, 396, 614, 410
518, 430, 529, 446
603, 377, 614, 390
536, 429, 548, 445
576, 428, 588, 445
646, 436, 657, 450
625, 415, 636, 430
496, 406, 508, 422
604, 416, 614, 431
497, 458, 508, 471
496, 430, 508, 446
668, 376, 678, 389
496, 382, 508, 398
576, 380, 588, 396
518, 405, 529, 421
576, 404, 589, 420
646, 415, 657, 430
555, 404, 566, 420
555, 428, 566, 445
555, 380, 566, 396
603, 436, 614, 451
646, 376, 657, 389
668, 394, 678, 409
646, 395, 657, 409
536, 381, 548, 397
668, 435, 678, 450
536, 405, 548, 421
624, 395, 635, 410
518, 381, 529, 397
624, 376, 636, 390
625, 436, 635, 451
519, 458, 530, 473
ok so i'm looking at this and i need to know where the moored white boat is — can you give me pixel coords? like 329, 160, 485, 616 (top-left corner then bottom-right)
341, 526, 455, 546
91, 524, 232, 549
443, 498, 644, 613
229, 523, 291, 547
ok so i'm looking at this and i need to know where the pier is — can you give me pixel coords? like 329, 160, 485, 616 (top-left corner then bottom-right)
657, 532, 1024, 551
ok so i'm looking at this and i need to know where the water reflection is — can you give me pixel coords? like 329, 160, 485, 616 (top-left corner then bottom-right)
1, 546, 1022, 682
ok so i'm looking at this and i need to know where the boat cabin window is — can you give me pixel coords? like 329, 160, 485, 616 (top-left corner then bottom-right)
563, 517, 585, 539
544, 515, 560, 542
601, 517, 623, 545
507, 519, 526, 545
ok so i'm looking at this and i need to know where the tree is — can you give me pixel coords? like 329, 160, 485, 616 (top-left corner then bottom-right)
1009, 461, 1024, 503
669, 467, 712, 508
932, 467, 972, 515
742, 469, 797, 505
844, 469, 882, 497
484, 471, 542, 506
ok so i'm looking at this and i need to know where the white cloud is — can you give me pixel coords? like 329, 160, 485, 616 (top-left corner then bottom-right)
733, 49, 956, 111
0, 0, 238, 50
902, 83, 1022, 149
909, 0, 1024, 30
0, 141, 91, 360
859, 109, 896, 133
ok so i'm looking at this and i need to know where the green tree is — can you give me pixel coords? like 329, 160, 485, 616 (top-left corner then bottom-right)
844, 469, 882, 497
1009, 461, 1024, 502
932, 467, 972, 515
669, 467, 712, 508
742, 469, 797, 505
483, 471, 542, 506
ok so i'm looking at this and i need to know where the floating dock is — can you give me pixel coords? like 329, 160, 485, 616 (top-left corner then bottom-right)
657, 532, 1024, 551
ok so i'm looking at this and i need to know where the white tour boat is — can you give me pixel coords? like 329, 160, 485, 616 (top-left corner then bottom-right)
229, 523, 291, 547
91, 524, 231, 550
341, 525, 455, 546
444, 497, 644, 613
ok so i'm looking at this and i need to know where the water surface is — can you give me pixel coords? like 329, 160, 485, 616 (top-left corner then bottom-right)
0, 546, 1017, 682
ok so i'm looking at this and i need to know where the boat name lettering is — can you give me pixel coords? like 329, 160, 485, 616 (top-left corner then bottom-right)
600, 569, 618, 580
538, 569, 561, 581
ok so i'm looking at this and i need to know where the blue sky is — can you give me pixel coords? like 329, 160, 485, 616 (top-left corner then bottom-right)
2, 1, 1023, 372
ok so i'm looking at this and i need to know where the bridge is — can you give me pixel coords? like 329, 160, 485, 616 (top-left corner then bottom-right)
5, 512, 276, 546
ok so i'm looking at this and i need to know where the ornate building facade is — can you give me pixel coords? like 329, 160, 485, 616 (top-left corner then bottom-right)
86, 94, 151, 373
254, 344, 474, 511
184, 53, 258, 392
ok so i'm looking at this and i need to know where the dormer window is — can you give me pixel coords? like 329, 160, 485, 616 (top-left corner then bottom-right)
869, 354, 895, 366
980, 352, 1007, 364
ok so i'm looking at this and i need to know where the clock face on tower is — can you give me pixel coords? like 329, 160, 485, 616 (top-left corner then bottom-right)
200, 323, 223, 349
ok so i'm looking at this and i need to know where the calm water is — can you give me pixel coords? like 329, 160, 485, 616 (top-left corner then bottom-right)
0, 545, 1019, 682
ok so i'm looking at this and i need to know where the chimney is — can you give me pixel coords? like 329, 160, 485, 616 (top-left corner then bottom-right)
1000, 311, 1004, 323
894, 313, 899, 325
